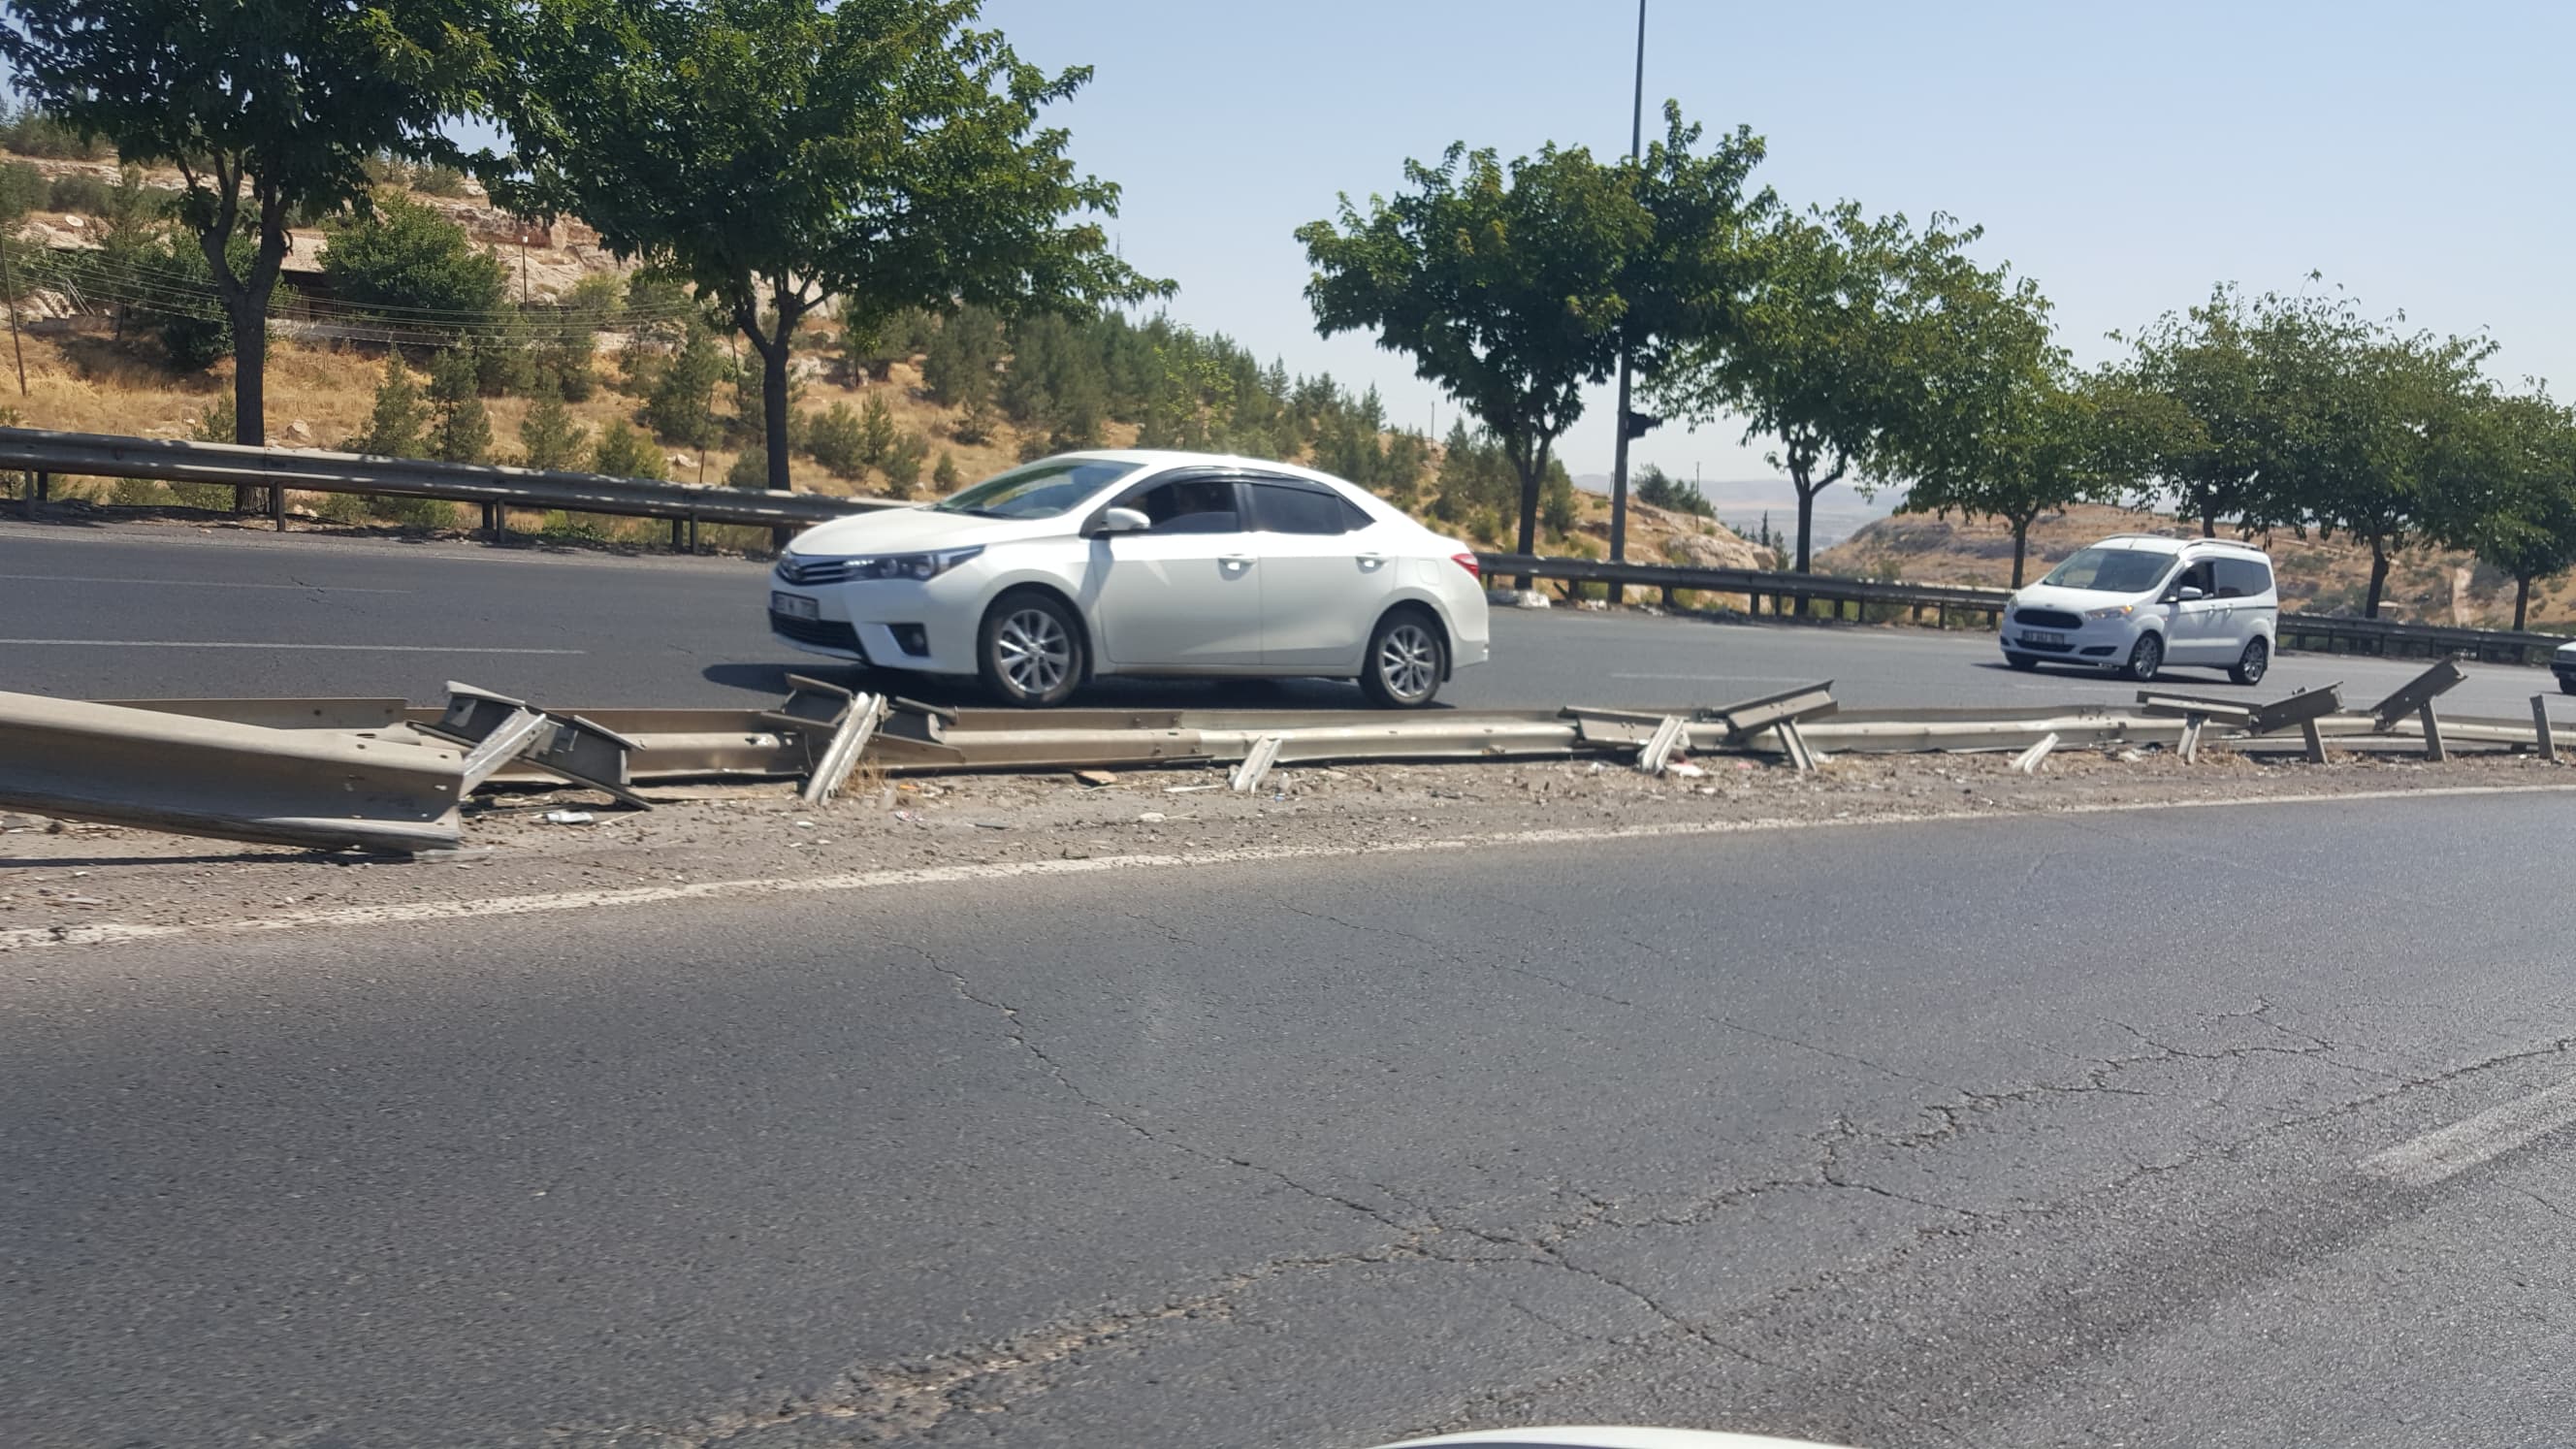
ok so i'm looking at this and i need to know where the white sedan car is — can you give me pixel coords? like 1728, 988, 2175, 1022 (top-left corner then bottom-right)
767, 449, 1492, 707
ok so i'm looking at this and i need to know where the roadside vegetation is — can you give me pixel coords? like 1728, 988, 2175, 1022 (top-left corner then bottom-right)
0, 1, 2564, 616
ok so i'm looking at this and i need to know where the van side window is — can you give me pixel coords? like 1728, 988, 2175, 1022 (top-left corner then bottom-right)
2213, 558, 2272, 598
2168, 562, 2217, 599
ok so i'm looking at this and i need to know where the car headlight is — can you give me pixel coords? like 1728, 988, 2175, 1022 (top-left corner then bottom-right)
851, 546, 984, 581
2085, 604, 2134, 620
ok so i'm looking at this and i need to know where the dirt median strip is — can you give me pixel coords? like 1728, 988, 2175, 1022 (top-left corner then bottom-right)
4, 748, 2570, 954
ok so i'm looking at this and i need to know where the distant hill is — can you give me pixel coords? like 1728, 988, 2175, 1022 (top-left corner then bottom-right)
1572, 472, 1898, 552
1815, 502, 2564, 628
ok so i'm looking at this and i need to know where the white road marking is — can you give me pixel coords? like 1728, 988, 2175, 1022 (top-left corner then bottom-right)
1608, 671, 1836, 683
6, 781, 2575, 955
0, 572, 412, 593
2359, 1075, 2576, 1188
0, 639, 580, 654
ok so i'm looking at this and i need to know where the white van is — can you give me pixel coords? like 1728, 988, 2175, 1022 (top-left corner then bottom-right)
2000, 534, 2279, 685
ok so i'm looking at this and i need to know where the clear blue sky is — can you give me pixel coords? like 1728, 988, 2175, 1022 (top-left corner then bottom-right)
981, 0, 2574, 493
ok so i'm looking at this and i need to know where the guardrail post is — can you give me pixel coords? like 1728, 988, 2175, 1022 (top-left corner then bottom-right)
670, 516, 685, 552
2532, 693, 2558, 763
688, 507, 701, 554
270, 479, 285, 531
2420, 701, 2446, 762
32, 468, 47, 502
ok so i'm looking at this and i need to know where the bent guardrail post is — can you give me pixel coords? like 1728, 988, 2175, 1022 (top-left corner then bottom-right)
420, 683, 651, 807
799, 692, 886, 806
0, 691, 464, 853
1636, 716, 1689, 775
2136, 691, 2257, 764
2533, 694, 2560, 763
2367, 658, 2467, 761
2243, 685, 2345, 763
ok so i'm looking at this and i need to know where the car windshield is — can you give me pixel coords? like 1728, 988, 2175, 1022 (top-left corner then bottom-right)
930, 458, 1141, 520
2039, 546, 2174, 595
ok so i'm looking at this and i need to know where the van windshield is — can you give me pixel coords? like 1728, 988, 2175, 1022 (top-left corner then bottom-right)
2039, 547, 2174, 595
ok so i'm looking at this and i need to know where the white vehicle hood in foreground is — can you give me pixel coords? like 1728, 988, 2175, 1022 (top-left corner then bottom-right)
2009, 582, 2148, 613
785, 505, 1054, 558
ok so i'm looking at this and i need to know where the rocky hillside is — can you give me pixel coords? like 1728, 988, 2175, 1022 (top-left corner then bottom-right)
1817, 502, 2560, 628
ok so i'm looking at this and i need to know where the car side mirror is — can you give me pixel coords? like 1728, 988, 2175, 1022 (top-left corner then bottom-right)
2174, 585, 2206, 602
1093, 506, 1150, 536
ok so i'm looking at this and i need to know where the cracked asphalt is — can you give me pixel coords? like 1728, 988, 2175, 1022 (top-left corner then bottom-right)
7, 791, 2576, 1447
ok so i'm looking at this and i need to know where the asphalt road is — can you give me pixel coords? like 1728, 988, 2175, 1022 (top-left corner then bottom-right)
7, 792, 2576, 1447
2, 519, 2564, 718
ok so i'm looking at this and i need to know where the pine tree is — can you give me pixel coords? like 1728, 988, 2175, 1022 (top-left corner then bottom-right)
348, 354, 425, 457
644, 321, 725, 446
427, 348, 492, 464
806, 401, 867, 478
518, 373, 587, 471
921, 306, 1003, 409
932, 449, 960, 493
857, 392, 897, 467
725, 444, 769, 490
883, 431, 929, 497
590, 420, 665, 479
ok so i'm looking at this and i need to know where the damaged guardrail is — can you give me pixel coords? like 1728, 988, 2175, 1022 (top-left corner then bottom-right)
18, 660, 2575, 857
0, 690, 467, 853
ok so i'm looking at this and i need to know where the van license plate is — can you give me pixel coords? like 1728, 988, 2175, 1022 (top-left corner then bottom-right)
2026, 629, 2066, 647
771, 592, 820, 621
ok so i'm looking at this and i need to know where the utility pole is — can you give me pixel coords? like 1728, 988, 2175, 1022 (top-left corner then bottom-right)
1606, 0, 1648, 602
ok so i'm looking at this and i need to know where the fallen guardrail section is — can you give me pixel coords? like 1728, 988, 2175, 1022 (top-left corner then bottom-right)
11, 660, 2571, 856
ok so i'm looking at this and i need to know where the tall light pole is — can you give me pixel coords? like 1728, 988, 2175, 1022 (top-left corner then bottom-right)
1606, 0, 1648, 602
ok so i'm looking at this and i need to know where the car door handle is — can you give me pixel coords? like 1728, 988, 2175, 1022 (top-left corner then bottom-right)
1219, 554, 1255, 571
1356, 552, 1388, 570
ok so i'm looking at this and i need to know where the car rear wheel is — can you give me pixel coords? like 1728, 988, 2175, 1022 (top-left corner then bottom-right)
2005, 652, 2039, 671
2123, 632, 2164, 683
978, 592, 1084, 708
1360, 609, 1445, 709
2561, 675, 2576, 697
2230, 636, 2270, 687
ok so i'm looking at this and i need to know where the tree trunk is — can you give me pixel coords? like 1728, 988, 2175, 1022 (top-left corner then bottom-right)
2516, 574, 2532, 632
762, 338, 792, 492
1512, 459, 1542, 590
229, 295, 270, 515
2011, 514, 2032, 589
2201, 512, 2216, 538
2364, 541, 2391, 620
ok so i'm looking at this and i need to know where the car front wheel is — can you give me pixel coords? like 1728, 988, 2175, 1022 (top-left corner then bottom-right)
2123, 632, 2164, 683
978, 591, 1085, 708
1360, 609, 1445, 708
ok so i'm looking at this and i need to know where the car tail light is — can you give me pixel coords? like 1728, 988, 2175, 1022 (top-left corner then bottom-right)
1452, 553, 1481, 580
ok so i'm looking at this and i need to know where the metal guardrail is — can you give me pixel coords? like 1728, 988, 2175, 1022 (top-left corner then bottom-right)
1477, 552, 2013, 626
0, 425, 899, 542
0, 690, 467, 853
1476, 551, 2576, 665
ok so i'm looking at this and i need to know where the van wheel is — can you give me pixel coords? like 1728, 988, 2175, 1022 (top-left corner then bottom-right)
2005, 653, 2039, 671
2123, 632, 2164, 683
2230, 636, 2270, 687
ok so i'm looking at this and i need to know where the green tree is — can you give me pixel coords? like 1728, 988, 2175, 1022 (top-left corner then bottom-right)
589, 418, 665, 479
858, 391, 899, 467
347, 354, 428, 456
499, 0, 1165, 494
0, 0, 497, 454
145, 230, 245, 370
725, 443, 770, 490
932, 448, 961, 493
2118, 285, 2270, 535
806, 401, 868, 478
321, 191, 509, 332
644, 320, 725, 446
426, 348, 493, 463
518, 372, 587, 470
923, 305, 1004, 409
1300, 106, 1769, 571
2435, 390, 2576, 630
1633, 464, 1714, 517
1651, 202, 1993, 574
883, 430, 929, 497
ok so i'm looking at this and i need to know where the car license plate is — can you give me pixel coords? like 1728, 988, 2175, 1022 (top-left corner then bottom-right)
771, 592, 820, 621
2026, 629, 2066, 647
